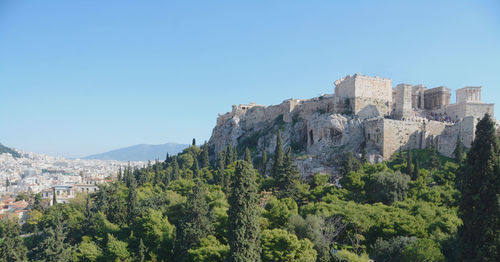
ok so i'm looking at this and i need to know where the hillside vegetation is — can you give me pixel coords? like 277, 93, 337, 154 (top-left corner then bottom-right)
0, 115, 498, 261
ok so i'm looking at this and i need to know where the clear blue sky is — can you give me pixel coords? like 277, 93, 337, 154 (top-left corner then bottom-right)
1, 0, 499, 158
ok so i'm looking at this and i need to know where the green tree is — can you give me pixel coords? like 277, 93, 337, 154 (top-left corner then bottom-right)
457, 114, 500, 261
127, 184, 138, 225
105, 234, 130, 261
75, 236, 102, 262
261, 150, 267, 175
172, 156, 180, 180
244, 147, 252, 166
341, 152, 360, 175
133, 209, 175, 260
261, 229, 317, 262
0, 219, 28, 262
227, 161, 261, 262
454, 136, 464, 163
34, 223, 73, 262
276, 148, 300, 199
188, 235, 229, 262
52, 187, 57, 205
365, 171, 410, 205
138, 238, 146, 262
271, 131, 285, 181
193, 138, 196, 146
215, 151, 226, 186
406, 150, 413, 176
401, 238, 445, 262
178, 179, 214, 256
201, 143, 210, 168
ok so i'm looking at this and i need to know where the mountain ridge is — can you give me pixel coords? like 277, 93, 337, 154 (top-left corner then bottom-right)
0, 143, 21, 158
83, 143, 189, 161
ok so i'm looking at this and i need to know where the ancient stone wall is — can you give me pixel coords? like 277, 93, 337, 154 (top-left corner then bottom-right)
442, 103, 495, 121
334, 74, 392, 118
394, 84, 413, 119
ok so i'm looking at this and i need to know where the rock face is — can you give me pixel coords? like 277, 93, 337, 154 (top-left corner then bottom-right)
208, 95, 478, 178
208, 73, 495, 178
208, 96, 370, 177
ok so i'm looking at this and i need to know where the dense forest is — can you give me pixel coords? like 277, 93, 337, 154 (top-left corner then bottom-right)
1, 114, 499, 262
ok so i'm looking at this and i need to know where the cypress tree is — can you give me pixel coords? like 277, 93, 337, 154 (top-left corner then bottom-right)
457, 114, 500, 261
429, 141, 441, 171
192, 138, 196, 146
172, 156, 180, 180
201, 143, 210, 168
261, 150, 267, 176
454, 136, 464, 163
244, 147, 252, 166
227, 161, 261, 262
277, 148, 300, 199
138, 238, 146, 262
52, 187, 57, 206
127, 181, 138, 224
271, 130, 285, 180
233, 146, 238, 162
406, 150, 413, 176
117, 167, 122, 181
192, 157, 200, 178
226, 146, 234, 166
413, 160, 420, 180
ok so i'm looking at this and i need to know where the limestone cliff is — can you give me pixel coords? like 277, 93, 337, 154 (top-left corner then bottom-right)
208, 95, 476, 178
208, 73, 491, 177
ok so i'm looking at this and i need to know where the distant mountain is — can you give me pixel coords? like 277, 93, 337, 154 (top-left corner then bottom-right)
0, 143, 21, 158
83, 143, 189, 161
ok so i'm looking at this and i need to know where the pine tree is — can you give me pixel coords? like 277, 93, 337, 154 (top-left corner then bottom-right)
454, 136, 464, 163
261, 150, 267, 176
201, 143, 210, 168
227, 161, 261, 262
244, 147, 252, 166
192, 138, 196, 146
178, 178, 214, 256
271, 131, 285, 180
457, 114, 500, 261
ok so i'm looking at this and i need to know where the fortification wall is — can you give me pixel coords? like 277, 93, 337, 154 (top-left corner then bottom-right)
373, 119, 451, 159
354, 75, 393, 101
442, 103, 495, 121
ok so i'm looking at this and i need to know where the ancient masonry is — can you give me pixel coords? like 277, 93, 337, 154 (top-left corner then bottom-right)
208, 73, 496, 176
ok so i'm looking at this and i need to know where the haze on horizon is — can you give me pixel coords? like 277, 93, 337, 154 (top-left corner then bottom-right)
1, 0, 499, 158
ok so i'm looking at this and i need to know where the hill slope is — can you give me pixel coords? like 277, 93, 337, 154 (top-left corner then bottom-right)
83, 143, 188, 161
0, 143, 21, 158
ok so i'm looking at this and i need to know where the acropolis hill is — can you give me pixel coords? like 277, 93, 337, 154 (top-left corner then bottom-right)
208, 73, 496, 176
